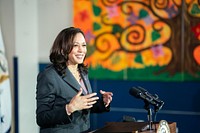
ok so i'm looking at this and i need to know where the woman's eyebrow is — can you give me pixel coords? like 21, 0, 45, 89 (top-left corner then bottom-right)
73, 42, 87, 44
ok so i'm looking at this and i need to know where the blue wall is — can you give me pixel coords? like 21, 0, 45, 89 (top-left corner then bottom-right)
89, 80, 200, 133
39, 63, 200, 133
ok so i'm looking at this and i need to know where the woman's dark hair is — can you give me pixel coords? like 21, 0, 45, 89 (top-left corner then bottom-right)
49, 27, 88, 76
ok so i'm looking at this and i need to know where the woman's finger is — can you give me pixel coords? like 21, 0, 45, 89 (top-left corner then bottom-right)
76, 88, 83, 97
84, 92, 97, 99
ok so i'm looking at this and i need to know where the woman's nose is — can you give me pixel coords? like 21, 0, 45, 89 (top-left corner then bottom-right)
78, 45, 84, 52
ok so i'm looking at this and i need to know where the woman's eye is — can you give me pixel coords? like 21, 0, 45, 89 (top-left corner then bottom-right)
73, 43, 87, 47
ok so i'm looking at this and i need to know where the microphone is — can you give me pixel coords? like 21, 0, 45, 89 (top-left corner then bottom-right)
137, 86, 164, 112
130, 86, 164, 125
129, 87, 156, 105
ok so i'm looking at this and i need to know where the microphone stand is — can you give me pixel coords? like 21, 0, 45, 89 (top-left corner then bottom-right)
141, 101, 154, 132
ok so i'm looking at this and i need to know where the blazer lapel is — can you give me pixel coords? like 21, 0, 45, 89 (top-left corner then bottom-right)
62, 67, 81, 93
62, 67, 93, 95
80, 73, 92, 94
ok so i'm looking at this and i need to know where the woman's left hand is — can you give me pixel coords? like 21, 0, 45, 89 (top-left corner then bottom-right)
100, 90, 113, 107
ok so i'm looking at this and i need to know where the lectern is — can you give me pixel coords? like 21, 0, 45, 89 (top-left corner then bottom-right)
92, 121, 176, 133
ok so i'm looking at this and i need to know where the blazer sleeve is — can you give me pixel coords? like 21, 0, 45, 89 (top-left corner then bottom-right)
36, 71, 72, 128
90, 97, 110, 113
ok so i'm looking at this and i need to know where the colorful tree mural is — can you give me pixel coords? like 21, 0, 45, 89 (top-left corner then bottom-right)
73, 0, 200, 81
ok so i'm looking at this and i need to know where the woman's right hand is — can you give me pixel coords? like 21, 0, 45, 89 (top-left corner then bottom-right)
66, 88, 99, 115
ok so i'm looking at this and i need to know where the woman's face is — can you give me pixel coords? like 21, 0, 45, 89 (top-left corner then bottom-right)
67, 33, 87, 65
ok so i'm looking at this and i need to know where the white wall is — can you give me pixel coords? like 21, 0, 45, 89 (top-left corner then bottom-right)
38, 0, 73, 62
0, 0, 73, 133
14, 0, 39, 132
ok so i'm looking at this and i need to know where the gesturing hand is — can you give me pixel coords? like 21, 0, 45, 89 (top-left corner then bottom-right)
66, 88, 99, 115
100, 90, 113, 107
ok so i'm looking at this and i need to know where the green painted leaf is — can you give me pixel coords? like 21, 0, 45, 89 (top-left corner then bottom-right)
152, 30, 161, 42
135, 53, 143, 63
112, 24, 123, 34
92, 4, 101, 16
93, 22, 101, 31
191, 4, 200, 15
139, 9, 148, 18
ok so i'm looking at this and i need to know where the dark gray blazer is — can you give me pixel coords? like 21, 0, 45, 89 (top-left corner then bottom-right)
36, 65, 109, 133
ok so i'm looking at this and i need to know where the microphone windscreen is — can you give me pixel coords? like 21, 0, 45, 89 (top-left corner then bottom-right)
129, 87, 142, 98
